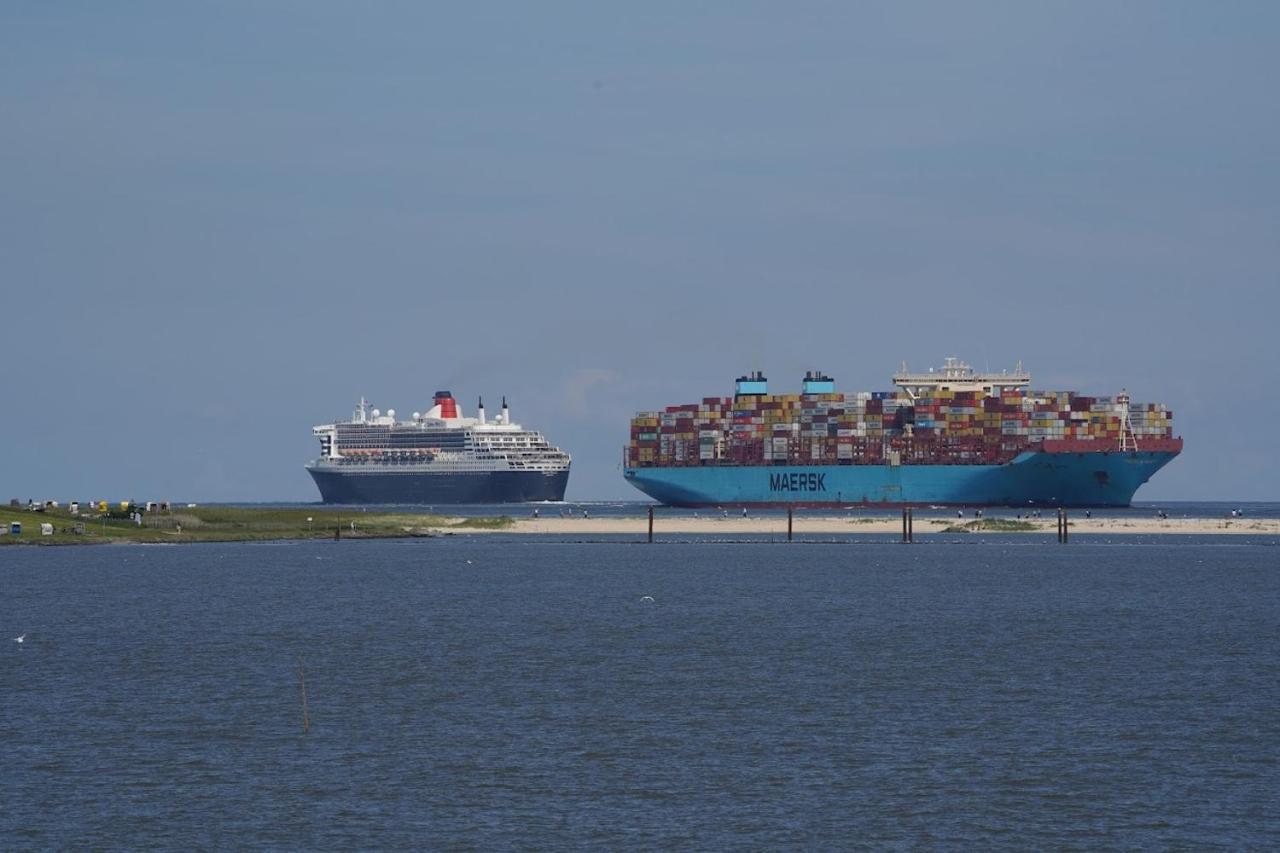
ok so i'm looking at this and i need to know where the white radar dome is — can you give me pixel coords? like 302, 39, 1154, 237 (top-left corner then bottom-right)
412, 412, 420, 420
371, 409, 381, 418
387, 409, 395, 419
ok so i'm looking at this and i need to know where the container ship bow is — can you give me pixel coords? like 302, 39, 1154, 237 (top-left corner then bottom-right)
307, 393, 570, 504
623, 359, 1181, 508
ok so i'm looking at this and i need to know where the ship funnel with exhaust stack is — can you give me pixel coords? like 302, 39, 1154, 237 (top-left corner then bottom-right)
500, 396, 510, 425
735, 371, 768, 398
477, 397, 486, 425
433, 391, 458, 419
802, 371, 835, 394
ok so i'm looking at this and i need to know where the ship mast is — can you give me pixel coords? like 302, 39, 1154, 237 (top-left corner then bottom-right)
1117, 389, 1139, 452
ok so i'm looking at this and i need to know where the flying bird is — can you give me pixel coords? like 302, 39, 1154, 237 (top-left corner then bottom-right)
14, 633, 26, 644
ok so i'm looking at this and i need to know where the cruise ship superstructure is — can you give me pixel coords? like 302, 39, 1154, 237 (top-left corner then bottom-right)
306, 392, 570, 504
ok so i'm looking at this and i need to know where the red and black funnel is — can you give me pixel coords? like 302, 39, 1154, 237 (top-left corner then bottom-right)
433, 390, 457, 419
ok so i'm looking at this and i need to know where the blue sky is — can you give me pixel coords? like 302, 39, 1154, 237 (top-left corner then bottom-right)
2, 2, 1277, 501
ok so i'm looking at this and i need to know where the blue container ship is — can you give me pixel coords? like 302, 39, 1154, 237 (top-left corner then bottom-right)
623, 360, 1181, 508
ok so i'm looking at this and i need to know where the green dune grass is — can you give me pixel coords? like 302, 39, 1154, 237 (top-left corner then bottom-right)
0, 504, 511, 545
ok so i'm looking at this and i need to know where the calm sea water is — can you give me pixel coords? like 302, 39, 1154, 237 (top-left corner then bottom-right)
3, 537, 1278, 848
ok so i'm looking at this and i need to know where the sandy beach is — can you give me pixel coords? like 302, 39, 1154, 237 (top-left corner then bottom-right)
6, 504, 1274, 545
455, 515, 1280, 537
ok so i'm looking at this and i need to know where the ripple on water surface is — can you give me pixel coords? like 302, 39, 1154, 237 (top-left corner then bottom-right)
2, 538, 1278, 848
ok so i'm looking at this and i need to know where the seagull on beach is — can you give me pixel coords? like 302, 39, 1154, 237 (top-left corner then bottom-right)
14, 633, 26, 644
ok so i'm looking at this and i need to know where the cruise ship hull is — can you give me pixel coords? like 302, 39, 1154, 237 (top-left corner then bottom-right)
624, 449, 1178, 508
308, 467, 570, 505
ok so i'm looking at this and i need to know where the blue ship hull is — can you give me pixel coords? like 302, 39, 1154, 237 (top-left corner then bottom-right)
624, 449, 1178, 508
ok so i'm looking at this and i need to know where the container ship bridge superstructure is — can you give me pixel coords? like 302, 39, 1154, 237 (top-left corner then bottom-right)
307, 392, 570, 504
623, 359, 1181, 508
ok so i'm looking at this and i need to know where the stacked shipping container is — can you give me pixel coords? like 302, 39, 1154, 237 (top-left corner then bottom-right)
628, 379, 1174, 469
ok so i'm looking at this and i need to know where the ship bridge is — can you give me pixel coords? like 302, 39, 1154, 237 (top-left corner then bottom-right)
892, 357, 1030, 400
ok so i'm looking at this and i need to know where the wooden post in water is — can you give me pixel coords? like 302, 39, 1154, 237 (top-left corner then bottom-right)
1056, 508, 1064, 543
647, 505, 654, 543
902, 508, 908, 543
787, 506, 793, 543
908, 507, 914, 543
1062, 508, 1069, 543
298, 659, 310, 734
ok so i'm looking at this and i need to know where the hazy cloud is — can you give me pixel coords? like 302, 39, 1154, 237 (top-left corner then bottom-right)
560, 369, 622, 419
